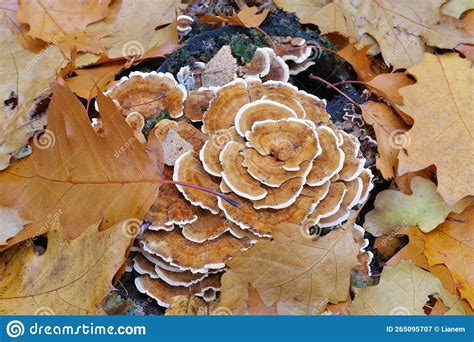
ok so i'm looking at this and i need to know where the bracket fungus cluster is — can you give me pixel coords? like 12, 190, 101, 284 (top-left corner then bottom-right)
115, 68, 373, 307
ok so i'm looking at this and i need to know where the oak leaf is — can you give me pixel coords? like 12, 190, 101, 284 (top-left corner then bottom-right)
350, 261, 466, 315
272, 0, 329, 24
397, 53, 474, 205
77, 0, 178, 66
361, 101, 409, 179
16, 0, 112, 55
310, 0, 474, 69
0, 220, 133, 314
65, 61, 124, 100
219, 223, 360, 315
0, 206, 28, 245
199, 6, 269, 29
0, 80, 163, 248
0, 24, 66, 170
393, 207, 474, 308
364, 177, 471, 236
337, 44, 376, 82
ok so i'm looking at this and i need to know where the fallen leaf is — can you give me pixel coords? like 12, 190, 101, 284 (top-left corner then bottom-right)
77, 0, 178, 66
0, 24, 66, 170
337, 44, 376, 82
441, 0, 474, 18
361, 101, 409, 179
65, 61, 124, 100
364, 177, 471, 236
200, 6, 269, 28
247, 284, 278, 315
350, 261, 466, 315
0, 220, 133, 314
310, 0, 473, 69
455, 10, 474, 60
392, 207, 474, 308
0, 80, 163, 248
272, 0, 329, 24
397, 53, 474, 205
220, 222, 360, 315
367, 73, 415, 106
165, 295, 206, 315
17, 0, 112, 55
0, 206, 29, 245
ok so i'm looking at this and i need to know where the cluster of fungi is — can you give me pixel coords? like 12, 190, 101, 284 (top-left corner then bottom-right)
103, 49, 373, 307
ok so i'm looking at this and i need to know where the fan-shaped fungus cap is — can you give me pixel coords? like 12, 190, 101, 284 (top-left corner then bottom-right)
304, 182, 348, 227
105, 71, 187, 119
318, 178, 363, 227
180, 208, 231, 243
358, 169, 374, 204
154, 119, 178, 141
184, 88, 215, 122
135, 273, 221, 307
125, 112, 146, 144
296, 91, 329, 123
242, 47, 271, 78
276, 43, 313, 64
177, 15, 194, 35
306, 126, 344, 186
220, 141, 267, 201
234, 99, 297, 137
200, 127, 243, 177
338, 131, 366, 181
173, 151, 221, 214
242, 149, 312, 187
218, 184, 329, 237
252, 177, 305, 209
246, 118, 320, 171
140, 229, 251, 273
260, 48, 290, 82
144, 167, 196, 230
202, 79, 250, 133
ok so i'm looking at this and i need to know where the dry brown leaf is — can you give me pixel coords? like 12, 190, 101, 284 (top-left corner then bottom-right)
310, 0, 474, 69
77, 0, 178, 66
351, 261, 466, 315
17, 0, 112, 55
361, 101, 409, 179
0, 220, 133, 314
65, 61, 124, 100
0, 206, 28, 245
200, 6, 269, 28
247, 284, 278, 315
337, 44, 376, 82
0, 80, 163, 248
391, 207, 474, 308
397, 53, 473, 205
220, 222, 360, 315
456, 10, 474, 61
0, 24, 66, 170
367, 73, 415, 106
272, 0, 329, 24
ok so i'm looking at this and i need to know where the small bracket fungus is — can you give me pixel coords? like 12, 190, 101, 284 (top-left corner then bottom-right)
105, 71, 187, 119
177, 15, 194, 35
